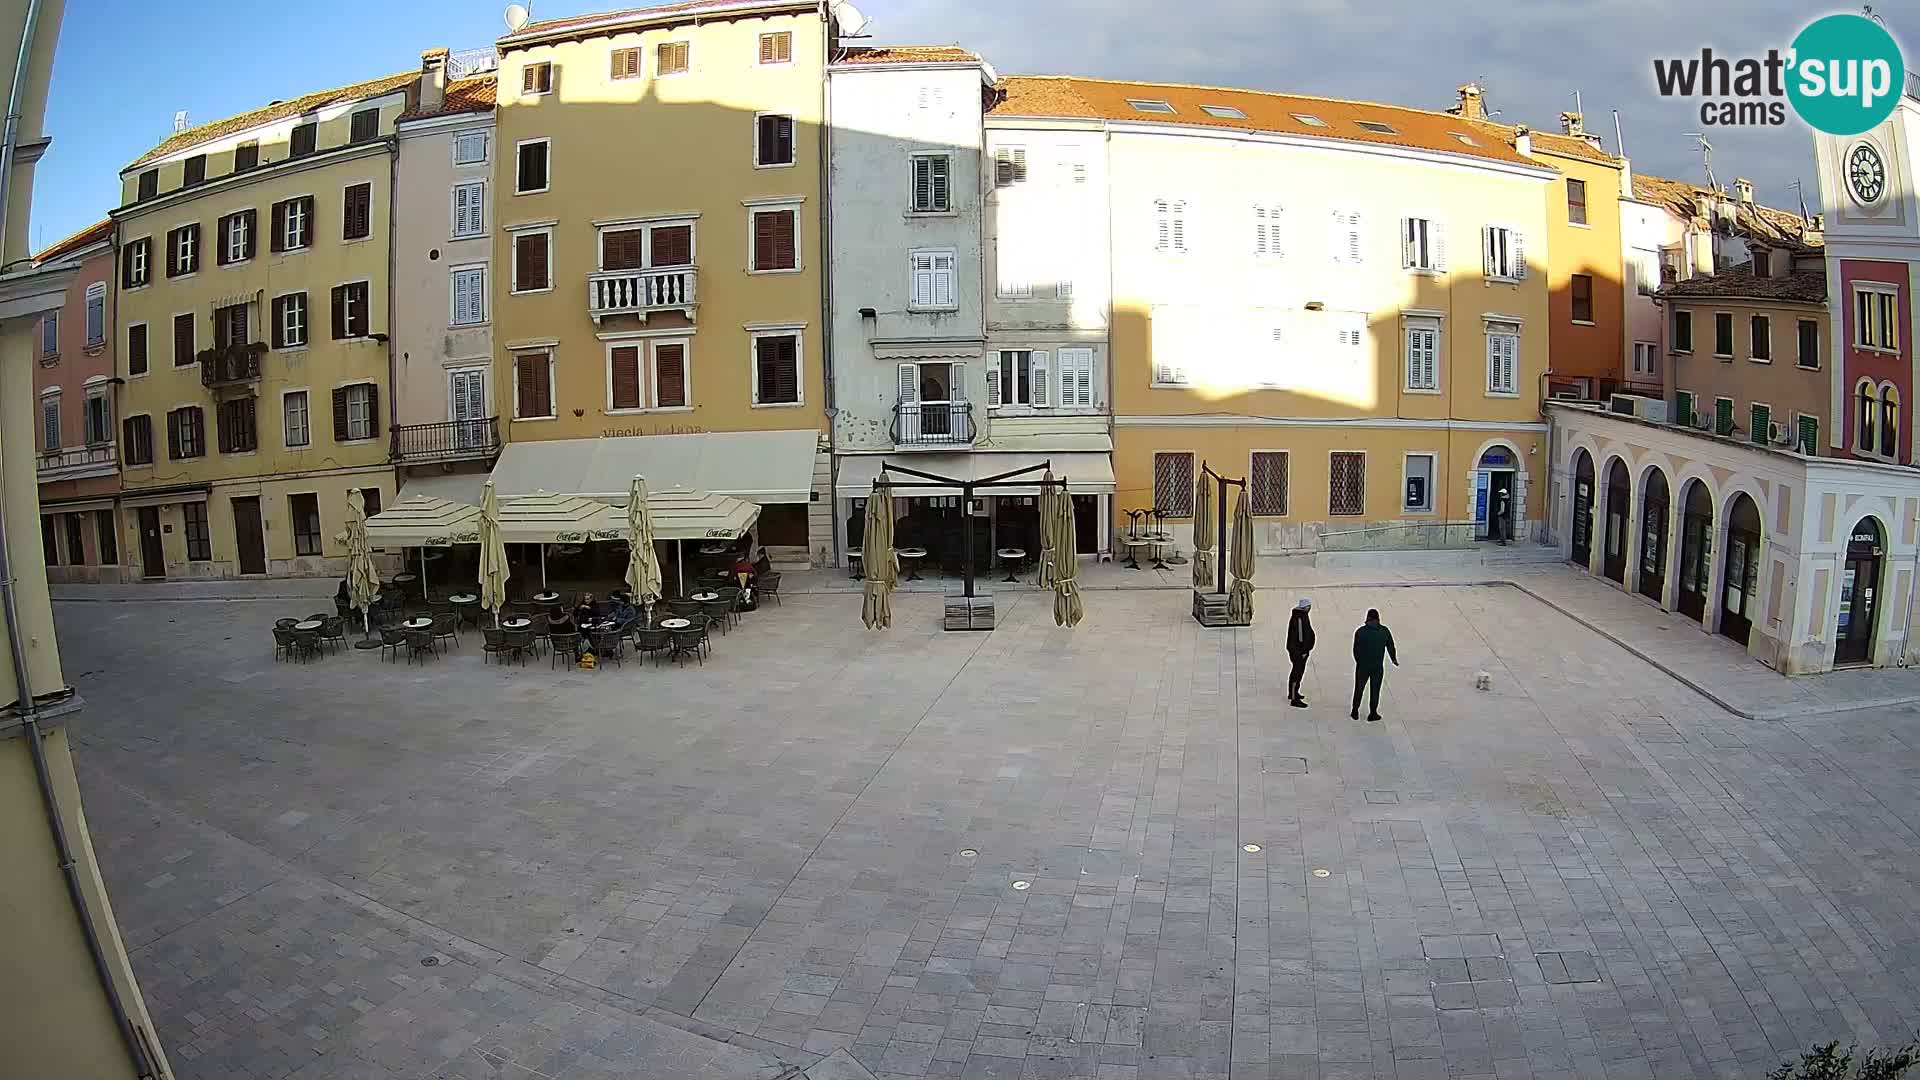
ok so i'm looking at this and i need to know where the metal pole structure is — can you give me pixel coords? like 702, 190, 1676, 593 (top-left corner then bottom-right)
1217, 474, 1229, 595
961, 481, 975, 598
875, 459, 1063, 603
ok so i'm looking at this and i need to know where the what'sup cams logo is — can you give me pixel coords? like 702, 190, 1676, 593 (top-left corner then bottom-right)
1652, 12, 1905, 135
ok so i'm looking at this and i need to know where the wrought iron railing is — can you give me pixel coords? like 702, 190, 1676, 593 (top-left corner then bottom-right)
199, 342, 265, 387
389, 417, 500, 462
891, 401, 975, 447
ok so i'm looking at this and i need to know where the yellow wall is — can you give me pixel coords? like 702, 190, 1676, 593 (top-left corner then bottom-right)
119, 93, 408, 206
132, 471, 395, 578
1537, 148, 1626, 383
492, 7, 826, 442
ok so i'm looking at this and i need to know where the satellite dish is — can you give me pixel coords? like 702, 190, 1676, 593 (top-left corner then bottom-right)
833, 0, 869, 36
504, 3, 531, 31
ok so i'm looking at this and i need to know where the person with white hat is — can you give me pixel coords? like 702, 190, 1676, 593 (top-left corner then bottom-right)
1286, 597, 1315, 708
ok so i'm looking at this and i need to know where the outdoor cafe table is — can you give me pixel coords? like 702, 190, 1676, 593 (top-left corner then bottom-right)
501, 617, 532, 630
402, 616, 433, 630
698, 543, 732, 557
532, 591, 561, 608
896, 547, 927, 580
660, 618, 693, 630
689, 591, 720, 603
449, 593, 480, 625
294, 618, 324, 631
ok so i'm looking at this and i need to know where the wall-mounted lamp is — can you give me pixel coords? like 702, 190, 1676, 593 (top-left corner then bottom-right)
1303, 301, 1325, 311
859, 307, 877, 319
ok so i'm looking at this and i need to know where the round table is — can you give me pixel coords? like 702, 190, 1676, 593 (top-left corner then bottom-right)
698, 544, 732, 557
501, 617, 532, 630
660, 617, 692, 630
1141, 531, 1173, 571
294, 619, 323, 632
1120, 537, 1152, 571
689, 591, 720, 603
554, 545, 584, 557
896, 547, 927, 581
449, 593, 477, 604
403, 617, 433, 630
533, 591, 560, 606
996, 547, 1027, 583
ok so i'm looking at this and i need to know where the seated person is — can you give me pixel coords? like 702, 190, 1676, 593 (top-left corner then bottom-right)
546, 608, 578, 637
572, 593, 597, 627
731, 553, 757, 589
609, 594, 638, 626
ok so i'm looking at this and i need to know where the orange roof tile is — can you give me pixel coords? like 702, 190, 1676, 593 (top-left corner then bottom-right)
400, 74, 496, 121
127, 70, 416, 170
988, 77, 1542, 169
33, 218, 111, 265
1463, 120, 1620, 166
835, 46, 981, 66
504, 0, 808, 43
1633, 173, 1821, 250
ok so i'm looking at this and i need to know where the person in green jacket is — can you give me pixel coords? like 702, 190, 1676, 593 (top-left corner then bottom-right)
1350, 608, 1398, 722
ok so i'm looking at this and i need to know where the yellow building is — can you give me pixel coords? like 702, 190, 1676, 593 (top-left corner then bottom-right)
112, 71, 416, 578
989, 78, 1556, 551
487, 0, 832, 562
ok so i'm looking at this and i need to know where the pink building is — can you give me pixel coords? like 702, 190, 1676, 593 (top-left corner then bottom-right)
31, 219, 124, 583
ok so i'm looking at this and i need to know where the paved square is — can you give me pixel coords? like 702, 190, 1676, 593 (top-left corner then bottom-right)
57, 582, 1920, 1079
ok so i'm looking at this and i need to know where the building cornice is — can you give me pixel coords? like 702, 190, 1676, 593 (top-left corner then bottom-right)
0, 260, 78, 322
1115, 414, 1548, 432
396, 111, 496, 136
111, 139, 394, 222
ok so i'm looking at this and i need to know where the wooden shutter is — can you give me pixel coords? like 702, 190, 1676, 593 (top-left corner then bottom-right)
344, 183, 371, 240
173, 313, 193, 364
650, 225, 691, 267
611, 48, 639, 79
330, 286, 346, 340
128, 324, 147, 374
270, 202, 286, 253
363, 383, 380, 439
516, 233, 548, 289
759, 31, 790, 63
753, 212, 776, 270
610, 345, 641, 409
331, 386, 348, 441
271, 296, 285, 349
299, 196, 315, 247
755, 336, 797, 404
601, 229, 644, 271
771, 211, 795, 269
516, 355, 542, 417
654, 344, 686, 407
166, 410, 180, 459
242, 208, 257, 259
122, 417, 138, 465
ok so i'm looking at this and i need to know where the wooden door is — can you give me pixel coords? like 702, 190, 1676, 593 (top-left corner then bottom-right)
232, 497, 267, 575
137, 507, 165, 579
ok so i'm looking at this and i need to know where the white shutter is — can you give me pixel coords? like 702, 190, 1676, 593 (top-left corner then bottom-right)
1511, 229, 1527, 279
1347, 212, 1363, 265
986, 357, 1001, 407
932, 253, 954, 307
1401, 218, 1416, 268
910, 252, 935, 308
932, 157, 949, 209
1154, 199, 1170, 252
1058, 348, 1094, 407
1503, 335, 1518, 391
897, 363, 918, 404
1029, 350, 1050, 407
1482, 227, 1496, 278
1432, 221, 1448, 272
1253, 206, 1266, 256
1330, 210, 1345, 263
1171, 201, 1187, 253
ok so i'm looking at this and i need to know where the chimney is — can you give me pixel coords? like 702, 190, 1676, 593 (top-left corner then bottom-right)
172, 110, 189, 134
1453, 82, 1486, 122
1560, 111, 1583, 136
1733, 177, 1754, 204
419, 47, 449, 114
1690, 229, 1715, 278
1513, 123, 1531, 157
1767, 246, 1792, 279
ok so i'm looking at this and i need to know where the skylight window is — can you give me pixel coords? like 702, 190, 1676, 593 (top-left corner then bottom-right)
1127, 99, 1175, 114
1355, 120, 1397, 134
1291, 113, 1327, 127
1200, 104, 1246, 119
1452, 132, 1477, 146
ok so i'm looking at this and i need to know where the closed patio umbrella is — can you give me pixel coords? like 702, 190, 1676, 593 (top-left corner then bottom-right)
1051, 479, 1083, 628
625, 475, 663, 622
478, 481, 510, 627
861, 473, 897, 630
1228, 484, 1256, 624
1037, 469, 1059, 590
1191, 470, 1215, 590
343, 488, 381, 646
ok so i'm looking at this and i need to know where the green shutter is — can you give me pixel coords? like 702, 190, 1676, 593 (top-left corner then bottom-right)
1750, 404, 1771, 444
1674, 391, 1693, 428
1715, 398, 1734, 436
1798, 415, 1819, 456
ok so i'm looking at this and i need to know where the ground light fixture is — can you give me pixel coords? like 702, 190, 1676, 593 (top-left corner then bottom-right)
1312, 868, 1332, 878
1011, 880, 1031, 890
1243, 844, 1262, 853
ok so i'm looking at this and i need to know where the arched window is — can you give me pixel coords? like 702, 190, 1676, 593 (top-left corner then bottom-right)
1881, 382, 1901, 459
1858, 379, 1878, 453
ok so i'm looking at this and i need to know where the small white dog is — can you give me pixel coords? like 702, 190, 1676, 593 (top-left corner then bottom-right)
1474, 671, 1493, 691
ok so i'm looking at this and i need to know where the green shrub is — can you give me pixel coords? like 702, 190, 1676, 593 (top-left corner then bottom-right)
1769, 1041, 1920, 1080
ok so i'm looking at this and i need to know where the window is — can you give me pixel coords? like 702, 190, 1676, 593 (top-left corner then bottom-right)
1858, 381, 1878, 451
1672, 309, 1693, 352
136, 169, 158, 200
181, 502, 210, 561
233, 140, 259, 171
1855, 286, 1899, 350
40, 392, 58, 450
271, 196, 313, 252
1798, 414, 1820, 456
990, 349, 1047, 408
909, 249, 956, 310
608, 344, 643, 410
39, 311, 56, 360
1126, 98, 1175, 113
1355, 119, 1396, 134
1749, 403, 1771, 446
1486, 325, 1519, 395
1201, 104, 1246, 119
127, 323, 148, 375
95, 510, 116, 565
650, 223, 693, 266
453, 130, 488, 165
451, 266, 486, 325
121, 238, 150, 289
1482, 226, 1525, 280
183, 154, 206, 187
360, 488, 381, 516
166, 406, 205, 459
217, 209, 255, 265
755, 113, 795, 167
753, 333, 801, 405
1291, 113, 1328, 126
1056, 347, 1095, 408
84, 282, 105, 347
1881, 384, 1899, 458
217, 395, 257, 454
451, 180, 485, 237
342, 183, 372, 240
40, 517, 56, 567
521, 61, 552, 96
330, 282, 370, 339
1570, 274, 1594, 323
212, 302, 247, 349
1403, 453, 1435, 513
759, 31, 791, 64
1154, 199, 1188, 254
750, 207, 798, 271
1329, 452, 1366, 516
993, 146, 1027, 187
513, 229, 551, 291
167, 223, 199, 277
172, 313, 195, 366
64, 513, 84, 566
1252, 204, 1283, 258
1154, 453, 1195, 516
284, 390, 310, 448
1750, 314, 1771, 362
273, 292, 308, 348
1713, 312, 1734, 357
610, 46, 641, 79
1401, 216, 1445, 272
515, 351, 554, 418
600, 227, 644, 270
290, 122, 317, 158
1632, 248, 1660, 295
334, 383, 378, 442
516, 139, 549, 194
290, 493, 322, 556
1798, 319, 1820, 368
1632, 341, 1657, 378
656, 40, 689, 75
1404, 325, 1439, 391
1566, 178, 1588, 225
1330, 209, 1363, 265
1674, 389, 1695, 428
349, 108, 378, 144
122, 415, 152, 465
911, 155, 951, 213
1250, 451, 1289, 515
653, 342, 687, 407
1715, 395, 1735, 437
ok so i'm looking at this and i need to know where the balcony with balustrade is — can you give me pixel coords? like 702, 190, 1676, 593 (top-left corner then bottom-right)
891, 400, 975, 449
389, 417, 501, 464
588, 266, 698, 323
37, 443, 118, 483
199, 342, 265, 389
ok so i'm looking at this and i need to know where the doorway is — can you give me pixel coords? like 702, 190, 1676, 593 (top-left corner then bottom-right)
1473, 446, 1517, 542
1675, 480, 1712, 622
1072, 494, 1098, 554
1718, 492, 1761, 647
232, 496, 267, 575
1835, 517, 1885, 666
1602, 458, 1629, 583
136, 507, 165, 579
1570, 450, 1594, 567
1638, 469, 1669, 603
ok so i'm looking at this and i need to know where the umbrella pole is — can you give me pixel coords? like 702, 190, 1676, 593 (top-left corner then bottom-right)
1216, 476, 1229, 596
540, 544, 547, 588
677, 540, 685, 595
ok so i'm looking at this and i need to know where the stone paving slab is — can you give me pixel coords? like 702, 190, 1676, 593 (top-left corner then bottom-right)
56, 584, 1920, 1079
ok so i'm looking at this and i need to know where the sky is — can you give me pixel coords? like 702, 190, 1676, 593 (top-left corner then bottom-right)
31, 0, 1918, 252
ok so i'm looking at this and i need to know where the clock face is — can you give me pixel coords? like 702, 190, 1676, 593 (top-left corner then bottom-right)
1849, 143, 1887, 205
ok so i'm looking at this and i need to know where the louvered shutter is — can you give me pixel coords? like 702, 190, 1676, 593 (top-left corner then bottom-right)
242, 395, 257, 451
1253, 206, 1267, 256
651, 225, 691, 266
1432, 221, 1448, 271
166, 411, 180, 459
300, 196, 315, 247
931, 157, 949, 210
773, 211, 795, 268
654, 344, 686, 407
516, 234, 548, 289
913, 158, 932, 211
932, 252, 954, 307
1346, 212, 1363, 264
1511, 230, 1527, 279
910, 252, 934, 308
242, 209, 257, 259
1155, 199, 1169, 252
610, 345, 641, 409
602, 229, 643, 271
516, 355, 539, 417
270, 202, 286, 253
331, 387, 348, 441
1401, 218, 1416, 268
522, 64, 537, 93
1029, 351, 1050, 407
1331, 210, 1348, 263
1481, 227, 1494, 277
985, 358, 1001, 407
897, 363, 919, 405
364, 383, 380, 439
759, 33, 776, 63
753, 212, 776, 270
330, 286, 346, 340
450, 273, 469, 325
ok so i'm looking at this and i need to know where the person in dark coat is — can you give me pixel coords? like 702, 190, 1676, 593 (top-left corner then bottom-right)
1350, 608, 1399, 722
1286, 598, 1315, 708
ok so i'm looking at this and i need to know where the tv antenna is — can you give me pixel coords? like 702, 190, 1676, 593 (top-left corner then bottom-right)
1683, 131, 1718, 191
503, 3, 531, 31
1789, 179, 1812, 222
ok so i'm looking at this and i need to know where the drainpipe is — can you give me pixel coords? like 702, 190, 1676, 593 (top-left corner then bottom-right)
819, 7, 841, 567
0, 1, 159, 1075
1902, 505, 1920, 666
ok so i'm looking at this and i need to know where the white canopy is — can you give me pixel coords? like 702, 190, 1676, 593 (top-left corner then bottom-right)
489, 429, 819, 503
365, 495, 482, 548
495, 491, 624, 545
835, 452, 1115, 498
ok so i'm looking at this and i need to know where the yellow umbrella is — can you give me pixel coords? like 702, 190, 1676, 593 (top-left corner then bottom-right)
1191, 470, 1215, 590
861, 474, 897, 630
1052, 480, 1083, 627
624, 475, 663, 619
477, 481, 510, 626
1227, 484, 1256, 624
1037, 469, 1059, 590
343, 488, 381, 643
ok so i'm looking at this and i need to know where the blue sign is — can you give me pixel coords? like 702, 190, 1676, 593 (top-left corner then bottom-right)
1479, 447, 1514, 468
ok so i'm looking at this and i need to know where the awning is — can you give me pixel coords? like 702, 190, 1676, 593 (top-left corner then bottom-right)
637, 489, 762, 541
366, 495, 481, 548
835, 452, 1115, 498
399, 471, 487, 505
870, 338, 985, 361
489, 429, 819, 503
495, 491, 624, 545
121, 484, 210, 509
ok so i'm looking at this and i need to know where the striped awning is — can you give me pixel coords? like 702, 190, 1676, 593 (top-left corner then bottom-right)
495, 491, 624, 545
365, 495, 482, 548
